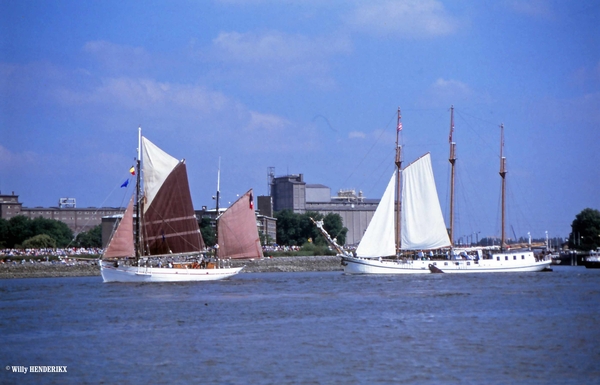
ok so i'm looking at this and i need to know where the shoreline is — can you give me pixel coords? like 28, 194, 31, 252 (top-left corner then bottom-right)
0, 255, 342, 279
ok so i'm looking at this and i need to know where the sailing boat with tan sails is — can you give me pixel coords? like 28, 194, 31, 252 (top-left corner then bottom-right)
100, 128, 259, 282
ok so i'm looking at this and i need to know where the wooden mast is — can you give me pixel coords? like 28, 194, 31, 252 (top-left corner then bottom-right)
135, 126, 142, 259
395, 107, 403, 254
448, 105, 456, 247
499, 123, 507, 251
215, 157, 221, 258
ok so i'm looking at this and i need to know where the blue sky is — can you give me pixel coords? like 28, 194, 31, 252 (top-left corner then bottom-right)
1, 0, 598, 242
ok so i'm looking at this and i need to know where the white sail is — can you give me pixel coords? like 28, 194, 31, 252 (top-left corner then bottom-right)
400, 153, 451, 250
356, 171, 397, 258
141, 137, 180, 213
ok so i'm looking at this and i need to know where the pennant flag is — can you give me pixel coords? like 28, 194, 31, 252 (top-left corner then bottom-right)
120, 179, 129, 188
129, 166, 136, 175
397, 121, 403, 132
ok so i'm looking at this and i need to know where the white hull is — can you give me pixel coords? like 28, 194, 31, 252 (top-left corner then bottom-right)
101, 261, 243, 282
342, 251, 552, 274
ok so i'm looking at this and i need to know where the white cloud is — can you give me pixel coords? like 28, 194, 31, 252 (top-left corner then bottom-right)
209, 30, 351, 90
504, 0, 554, 19
55, 77, 231, 115
415, 78, 480, 108
83, 40, 152, 74
345, 0, 459, 38
0, 144, 38, 171
349, 131, 366, 139
571, 61, 600, 87
247, 111, 290, 132
432, 78, 473, 97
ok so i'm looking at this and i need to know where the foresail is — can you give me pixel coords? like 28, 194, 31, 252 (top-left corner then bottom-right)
104, 195, 135, 259
400, 153, 451, 250
142, 136, 180, 213
142, 161, 205, 255
356, 172, 397, 258
217, 190, 264, 259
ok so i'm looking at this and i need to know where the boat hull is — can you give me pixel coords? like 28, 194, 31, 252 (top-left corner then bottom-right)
342, 252, 552, 274
100, 261, 243, 283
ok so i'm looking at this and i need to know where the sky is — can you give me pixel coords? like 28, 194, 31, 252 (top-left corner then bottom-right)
1, 0, 598, 242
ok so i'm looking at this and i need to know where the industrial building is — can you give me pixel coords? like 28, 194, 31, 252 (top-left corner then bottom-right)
269, 173, 379, 246
0, 192, 124, 234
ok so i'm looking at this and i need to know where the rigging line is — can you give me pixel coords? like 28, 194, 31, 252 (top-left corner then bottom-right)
340, 110, 397, 189
358, 147, 396, 197
454, 110, 498, 156
66, 177, 132, 247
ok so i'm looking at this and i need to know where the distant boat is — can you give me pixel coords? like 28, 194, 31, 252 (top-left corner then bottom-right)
314, 107, 552, 274
100, 128, 246, 282
584, 250, 600, 269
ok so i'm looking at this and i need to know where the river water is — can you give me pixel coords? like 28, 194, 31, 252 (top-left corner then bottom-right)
1, 266, 598, 384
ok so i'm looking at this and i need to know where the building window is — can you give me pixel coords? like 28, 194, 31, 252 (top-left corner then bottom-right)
505, 256, 508, 261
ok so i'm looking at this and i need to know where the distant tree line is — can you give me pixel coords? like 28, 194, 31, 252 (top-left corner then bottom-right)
274, 210, 347, 247
0, 216, 102, 249
569, 208, 600, 251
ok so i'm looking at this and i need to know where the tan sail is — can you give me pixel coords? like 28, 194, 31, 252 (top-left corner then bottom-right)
142, 159, 205, 256
104, 195, 135, 259
217, 190, 264, 259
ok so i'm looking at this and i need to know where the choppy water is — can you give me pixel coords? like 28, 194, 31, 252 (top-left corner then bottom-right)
0, 266, 599, 384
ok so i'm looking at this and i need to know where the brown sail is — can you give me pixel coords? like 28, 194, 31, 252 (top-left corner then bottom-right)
142, 162, 205, 256
217, 190, 263, 259
104, 195, 135, 259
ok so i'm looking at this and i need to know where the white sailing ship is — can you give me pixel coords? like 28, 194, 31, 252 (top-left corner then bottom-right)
100, 128, 261, 282
315, 107, 552, 274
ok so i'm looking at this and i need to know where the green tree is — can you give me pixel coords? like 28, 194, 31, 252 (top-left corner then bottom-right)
322, 213, 347, 246
199, 217, 216, 247
7, 215, 33, 248
570, 208, 600, 251
275, 209, 301, 245
75, 225, 102, 248
274, 210, 348, 246
0, 218, 8, 248
5, 215, 74, 248
22, 234, 57, 249
30, 216, 74, 247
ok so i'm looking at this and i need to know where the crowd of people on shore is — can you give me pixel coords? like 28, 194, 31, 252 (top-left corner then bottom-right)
0, 244, 317, 266
0, 247, 102, 260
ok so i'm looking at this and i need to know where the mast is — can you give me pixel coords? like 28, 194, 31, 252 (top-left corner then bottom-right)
215, 157, 221, 258
395, 107, 403, 254
448, 105, 456, 247
499, 123, 507, 251
135, 126, 142, 258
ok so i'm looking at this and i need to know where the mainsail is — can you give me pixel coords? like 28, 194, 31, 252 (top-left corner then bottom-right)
141, 137, 205, 255
355, 153, 450, 258
217, 190, 264, 259
400, 153, 451, 250
355, 172, 397, 258
104, 195, 135, 259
